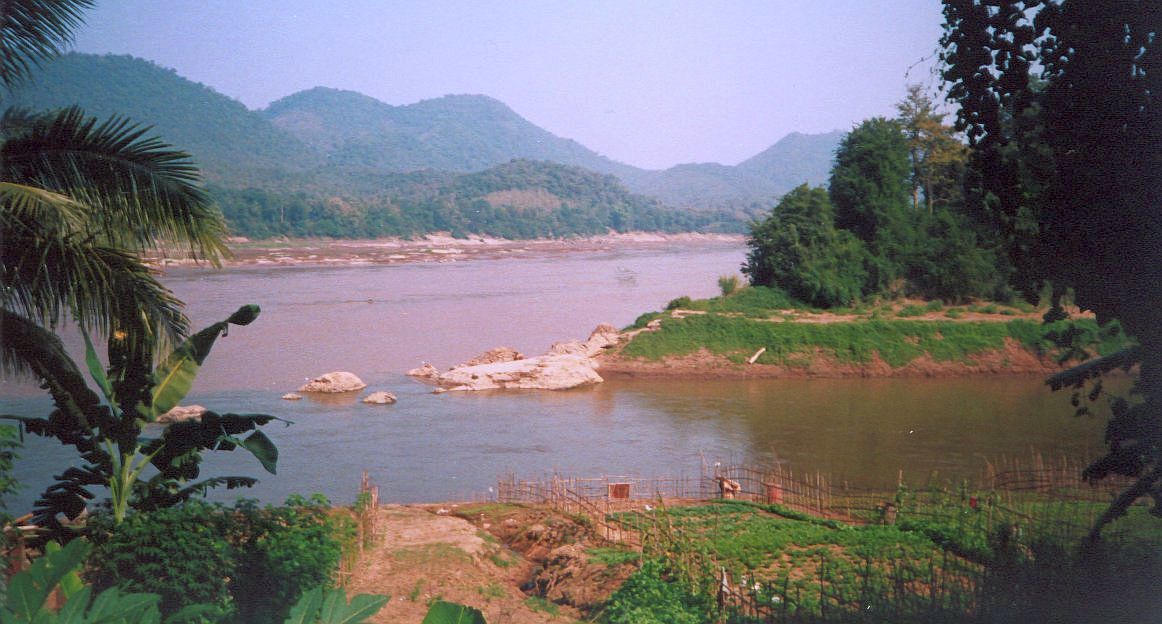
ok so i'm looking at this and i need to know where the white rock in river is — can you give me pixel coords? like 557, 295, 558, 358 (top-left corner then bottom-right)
436, 354, 602, 391
432, 324, 619, 393
298, 371, 367, 393
281, 393, 303, 401
157, 404, 206, 423
362, 391, 397, 405
455, 347, 524, 368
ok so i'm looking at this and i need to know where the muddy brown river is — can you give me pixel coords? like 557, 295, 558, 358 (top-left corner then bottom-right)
0, 239, 1110, 509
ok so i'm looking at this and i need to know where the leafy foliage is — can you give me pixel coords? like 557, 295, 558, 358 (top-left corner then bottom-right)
940, 0, 1161, 538
743, 184, 867, 307
86, 502, 235, 617
600, 559, 713, 624
285, 586, 388, 624
231, 495, 349, 624
0, 0, 93, 89
744, 91, 1000, 306
829, 117, 915, 291
2, 305, 279, 541
211, 159, 753, 239
0, 539, 214, 624
0, 103, 230, 381
0, 424, 20, 516
422, 600, 487, 624
87, 496, 349, 623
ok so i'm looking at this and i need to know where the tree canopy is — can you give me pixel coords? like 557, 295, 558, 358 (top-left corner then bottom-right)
941, 0, 1160, 538
745, 88, 1000, 305
742, 184, 867, 308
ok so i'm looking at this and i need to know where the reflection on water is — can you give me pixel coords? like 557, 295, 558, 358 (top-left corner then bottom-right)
0, 242, 1116, 510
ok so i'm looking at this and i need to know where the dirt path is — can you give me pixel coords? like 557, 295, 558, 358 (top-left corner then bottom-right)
346, 504, 636, 624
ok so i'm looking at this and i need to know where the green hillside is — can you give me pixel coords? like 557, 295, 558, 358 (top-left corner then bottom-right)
263, 87, 639, 177
214, 159, 752, 239
0, 53, 318, 185
736, 130, 845, 188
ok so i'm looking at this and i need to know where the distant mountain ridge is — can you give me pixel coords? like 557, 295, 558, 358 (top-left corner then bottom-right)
3, 53, 844, 225
262, 87, 640, 179
0, 53, 319, 184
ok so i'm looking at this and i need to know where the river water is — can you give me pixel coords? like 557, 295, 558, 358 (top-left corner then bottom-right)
0, 240, 1108, 509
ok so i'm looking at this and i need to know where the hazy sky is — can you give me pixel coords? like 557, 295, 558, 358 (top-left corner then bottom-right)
72, 1, 947, 170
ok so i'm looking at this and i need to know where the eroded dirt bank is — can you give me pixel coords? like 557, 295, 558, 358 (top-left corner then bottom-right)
346, 503, 636, 623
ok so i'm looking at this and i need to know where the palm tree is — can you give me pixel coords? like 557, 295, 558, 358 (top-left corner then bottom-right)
0, 0, 229, 376
0, 2, 281, 538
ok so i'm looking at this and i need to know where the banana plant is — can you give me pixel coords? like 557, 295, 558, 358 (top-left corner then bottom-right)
0, 539, 217, 624
422, 601, 487, 624
283, 587, 388, 624
0, 305, 283, 541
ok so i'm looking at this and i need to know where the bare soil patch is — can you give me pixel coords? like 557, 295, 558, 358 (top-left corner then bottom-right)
346, 503, 636, 623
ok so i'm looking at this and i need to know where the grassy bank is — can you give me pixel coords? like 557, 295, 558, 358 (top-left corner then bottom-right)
617, 287, 1130, 371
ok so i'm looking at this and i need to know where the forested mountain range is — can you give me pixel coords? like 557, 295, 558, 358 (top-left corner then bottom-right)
2, 53, 843, 237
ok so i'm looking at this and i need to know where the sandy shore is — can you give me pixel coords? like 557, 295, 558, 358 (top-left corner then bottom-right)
153, 231, 743, 269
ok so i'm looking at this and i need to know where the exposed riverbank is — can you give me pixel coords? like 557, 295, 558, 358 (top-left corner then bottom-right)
155, 232, 744, 269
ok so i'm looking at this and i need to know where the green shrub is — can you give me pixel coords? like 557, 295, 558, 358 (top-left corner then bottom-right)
232, 494, 348, 623
896, 303, 927, 317
743, 184, 869, 308
665, 296, 693, 311
87, 495, 348, 623
717, 274, 740, 296
87, 501, 236, 618
601, 559, 712, 624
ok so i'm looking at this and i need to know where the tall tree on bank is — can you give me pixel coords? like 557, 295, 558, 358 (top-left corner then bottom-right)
941, 0, 1160, 539
828, 117, 914, 292
896, 84, 969, 214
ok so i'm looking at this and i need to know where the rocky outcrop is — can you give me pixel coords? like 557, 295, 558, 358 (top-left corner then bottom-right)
362, 391, 398, 404
435, 354, 603, 392
456, 347, 524, 367
419, 325, 621, 393
157, 404, 206, 424
298, 371, 367, 393
406, 363, 440, 379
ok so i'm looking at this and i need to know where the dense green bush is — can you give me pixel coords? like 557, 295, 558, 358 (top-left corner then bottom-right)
232, 494, 349, 623
743, 185, 868, 308
87, 501, 236, 617
601, 559, 712, 624
87, 495, 348, 622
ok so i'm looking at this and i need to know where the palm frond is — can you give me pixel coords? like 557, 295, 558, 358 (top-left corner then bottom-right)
1, 106, 229, 264
0, 179, 83, 229
0, 0, 93, 88
0, 308, 98, 410
0, 213, 189, 355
